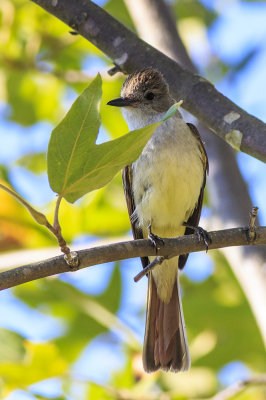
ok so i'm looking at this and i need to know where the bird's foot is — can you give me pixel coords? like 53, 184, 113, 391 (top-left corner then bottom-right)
148, 225, 164, 254
183, 223, 211, 252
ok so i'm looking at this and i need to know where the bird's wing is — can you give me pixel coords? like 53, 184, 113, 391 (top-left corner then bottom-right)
122, 165, 149, 269
178, 123, 209, 270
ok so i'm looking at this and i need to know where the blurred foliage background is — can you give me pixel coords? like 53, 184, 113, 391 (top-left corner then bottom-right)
0, 0, 265, 399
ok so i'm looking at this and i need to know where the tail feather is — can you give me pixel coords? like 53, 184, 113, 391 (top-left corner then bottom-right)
143, 272, 190, 372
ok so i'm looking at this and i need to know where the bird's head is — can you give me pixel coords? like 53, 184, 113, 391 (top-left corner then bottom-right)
107, 67, 174, 113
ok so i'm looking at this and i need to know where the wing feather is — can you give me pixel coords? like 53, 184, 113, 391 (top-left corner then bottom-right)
178, 123, 208, 270
122, 165, 149, 269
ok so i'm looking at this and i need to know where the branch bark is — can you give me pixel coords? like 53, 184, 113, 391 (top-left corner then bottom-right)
0, 226, 265, 291
30, 0, 266, 162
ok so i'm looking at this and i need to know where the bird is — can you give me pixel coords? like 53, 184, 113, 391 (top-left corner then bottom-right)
107, 67, 208, 373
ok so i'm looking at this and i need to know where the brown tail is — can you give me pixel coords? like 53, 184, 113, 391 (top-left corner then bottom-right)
143, 273, 190, 372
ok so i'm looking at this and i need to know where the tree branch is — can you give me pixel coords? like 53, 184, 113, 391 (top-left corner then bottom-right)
30, 0, 266, 162
0, 226, 265, 291
206, 376, 266, 400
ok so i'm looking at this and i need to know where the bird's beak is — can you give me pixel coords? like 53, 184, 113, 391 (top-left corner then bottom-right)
107, 97, 136, 107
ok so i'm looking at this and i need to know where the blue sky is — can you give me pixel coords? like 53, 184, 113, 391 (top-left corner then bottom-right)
1, 1, 266, 399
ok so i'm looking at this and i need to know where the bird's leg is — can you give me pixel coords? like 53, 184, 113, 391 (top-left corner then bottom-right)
148, 224, 164, 254
183, 222, 211, 252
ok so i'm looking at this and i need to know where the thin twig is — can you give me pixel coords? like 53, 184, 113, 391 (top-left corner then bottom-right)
51, 195, 79, 267
107, 63, 122, 76
134, 256, 165, 282
205, 376, 266, 400
247, 206, 259, 241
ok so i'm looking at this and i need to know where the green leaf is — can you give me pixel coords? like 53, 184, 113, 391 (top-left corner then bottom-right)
0, 183, 51, 228
0, 164, 10, 183
16, 152, 47, 174
97, 262, 121, 313
0, 329, 25, 363
61, 121, 159, 203
47, 74, 102, 201
0, 342, 67, 394
182, 251, 265, 371
14, 265, 123, 362
173, 0, 217, 26
104, 0, 135, 31
33, 396, 67, 400
6, 71, 63, 126
88, 383, 113, 400
101, 78, 129, 139
48, 74, 160, 203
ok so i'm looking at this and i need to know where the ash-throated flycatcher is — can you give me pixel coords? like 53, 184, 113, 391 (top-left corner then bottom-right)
107, 68, 208, 373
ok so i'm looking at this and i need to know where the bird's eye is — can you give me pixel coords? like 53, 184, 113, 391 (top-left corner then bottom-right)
145, 92, 155, 100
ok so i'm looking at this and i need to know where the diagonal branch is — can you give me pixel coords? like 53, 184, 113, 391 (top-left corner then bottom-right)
30, 0, 266, 162
0, 226, 265, 291
206, 376, 266, 400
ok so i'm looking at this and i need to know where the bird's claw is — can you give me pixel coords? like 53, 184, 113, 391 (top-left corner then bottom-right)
183, 222, 211, 252
195, 226, 211, 252
148, 225, 164, 254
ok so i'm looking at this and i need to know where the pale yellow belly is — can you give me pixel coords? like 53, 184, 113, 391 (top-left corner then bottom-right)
132, 143, 203, 235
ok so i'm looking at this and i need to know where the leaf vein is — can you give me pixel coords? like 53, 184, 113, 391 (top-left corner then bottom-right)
61, 92, 97, 193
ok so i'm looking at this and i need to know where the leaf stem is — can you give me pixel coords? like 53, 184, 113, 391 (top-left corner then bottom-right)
0, 183, 78, 267
53, 195, 62, 230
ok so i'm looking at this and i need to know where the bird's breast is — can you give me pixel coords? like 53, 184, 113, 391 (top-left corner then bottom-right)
132, 117, 204, 236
